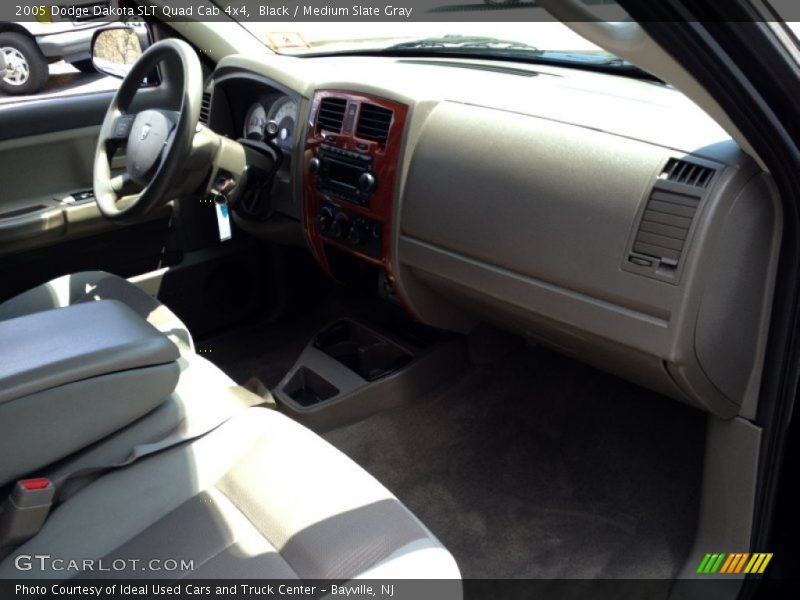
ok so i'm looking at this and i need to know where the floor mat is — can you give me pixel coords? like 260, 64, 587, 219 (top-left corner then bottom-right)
323, 346, 706, 579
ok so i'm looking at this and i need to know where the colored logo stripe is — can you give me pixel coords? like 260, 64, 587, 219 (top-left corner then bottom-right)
733, 553, 750, 573
697, 553, 726, 573
744, 553, 773, 574
696, 554, 712, 573
719, 554, 736, 574
697, 553, 773, 574
719, 553, 750, 573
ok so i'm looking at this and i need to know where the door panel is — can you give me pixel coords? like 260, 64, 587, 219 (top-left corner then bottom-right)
0, 126, 97, 206
0, 90, 113, 142
0, 89, 176, 259
0, 124, 100, 256
0, 110, 173, 301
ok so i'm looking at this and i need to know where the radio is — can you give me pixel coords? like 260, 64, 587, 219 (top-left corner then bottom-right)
309, 144, 377, 207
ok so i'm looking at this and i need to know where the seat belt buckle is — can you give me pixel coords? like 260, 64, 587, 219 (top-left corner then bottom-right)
0, 479, 55, 550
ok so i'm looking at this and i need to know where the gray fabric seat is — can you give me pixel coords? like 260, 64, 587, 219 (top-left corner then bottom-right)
0, 274, 459, 582
0, 406, 460, 581
0, 271, 193, 352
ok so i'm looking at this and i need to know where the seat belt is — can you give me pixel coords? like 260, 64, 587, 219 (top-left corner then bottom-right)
50, 384, 265, 503
0, 414, 229, 560
51, 415, 232, 503
0, 479, 55, 558
0, 385, 264, 556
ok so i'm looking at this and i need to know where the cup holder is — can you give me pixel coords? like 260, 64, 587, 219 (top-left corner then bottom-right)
314, 320, 412, 382
283, 367, 339, 407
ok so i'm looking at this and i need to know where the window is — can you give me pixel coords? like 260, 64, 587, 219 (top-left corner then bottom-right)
0, 15, 148, 105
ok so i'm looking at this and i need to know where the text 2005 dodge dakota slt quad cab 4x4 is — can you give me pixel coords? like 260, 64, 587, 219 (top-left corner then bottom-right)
1, 1, 799, 598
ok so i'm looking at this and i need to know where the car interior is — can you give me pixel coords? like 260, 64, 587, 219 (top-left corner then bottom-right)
0, 0, 796, 595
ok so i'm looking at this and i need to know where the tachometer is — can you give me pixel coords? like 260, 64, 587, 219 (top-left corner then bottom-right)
268, 96, 298, 150
244, 103, 268, 141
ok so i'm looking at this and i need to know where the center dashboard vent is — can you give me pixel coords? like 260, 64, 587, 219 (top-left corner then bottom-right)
317, 97, 348, 133
356, 103, 393, 143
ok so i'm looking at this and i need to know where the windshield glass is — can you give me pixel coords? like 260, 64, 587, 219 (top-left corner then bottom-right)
242, 22, 610, 58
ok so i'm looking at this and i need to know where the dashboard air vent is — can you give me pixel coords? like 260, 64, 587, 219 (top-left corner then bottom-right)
199, 91, 211, 125
632, 189, 700, 267
660, 158, 715, 188
356, 103, 393, 143
317, 97, 348, 133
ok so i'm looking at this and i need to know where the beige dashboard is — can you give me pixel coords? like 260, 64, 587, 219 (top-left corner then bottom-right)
206, 52, 781, 420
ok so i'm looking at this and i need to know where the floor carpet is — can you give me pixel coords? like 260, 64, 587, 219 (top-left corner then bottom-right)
202, 297, 706, 580
323, 346, 706, 579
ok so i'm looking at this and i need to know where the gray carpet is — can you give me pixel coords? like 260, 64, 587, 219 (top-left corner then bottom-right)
324, 346, 706, 579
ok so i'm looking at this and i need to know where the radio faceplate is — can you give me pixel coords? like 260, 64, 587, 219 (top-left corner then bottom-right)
303, 90, 409, 296
313, 145, 375, 207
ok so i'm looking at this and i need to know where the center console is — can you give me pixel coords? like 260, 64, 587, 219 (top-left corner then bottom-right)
0, 300, 180, 485
274, 318, 466, 431
289, 93, 467, 428
303, 90, 408, 289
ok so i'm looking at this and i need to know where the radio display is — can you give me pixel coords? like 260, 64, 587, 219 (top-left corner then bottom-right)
327, 159, 362, 189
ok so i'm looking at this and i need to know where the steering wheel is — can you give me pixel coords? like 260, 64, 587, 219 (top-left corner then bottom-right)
93, 39, 203, 220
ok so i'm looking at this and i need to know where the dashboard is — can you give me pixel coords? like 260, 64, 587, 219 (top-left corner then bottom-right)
203, 54, 780, 422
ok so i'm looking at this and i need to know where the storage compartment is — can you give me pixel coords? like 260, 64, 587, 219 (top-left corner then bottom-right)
314, 320, 412, 382
284, 367, 339, 407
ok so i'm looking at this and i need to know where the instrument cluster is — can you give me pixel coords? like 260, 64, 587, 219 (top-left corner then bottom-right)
244, 95, 298, 152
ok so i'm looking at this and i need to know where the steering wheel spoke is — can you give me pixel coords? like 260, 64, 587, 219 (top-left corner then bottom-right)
109, 172, 140, 195
108, 113, 137, 142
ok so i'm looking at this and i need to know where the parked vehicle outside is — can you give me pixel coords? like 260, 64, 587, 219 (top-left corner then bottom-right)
1, 3, 110, 95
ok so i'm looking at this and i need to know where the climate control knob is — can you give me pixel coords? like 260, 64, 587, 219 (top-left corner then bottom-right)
330, 212, 350, 239
315, 206, 334, 234
348, 222, 368, 246
358, 172, 376, 193
309, 157, 321, 175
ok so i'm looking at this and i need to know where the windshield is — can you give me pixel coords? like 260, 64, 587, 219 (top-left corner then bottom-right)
242, 22, 610, 58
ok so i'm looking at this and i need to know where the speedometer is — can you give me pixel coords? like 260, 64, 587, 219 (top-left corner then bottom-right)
268, 96, 298, 150
244, 103, 268, 141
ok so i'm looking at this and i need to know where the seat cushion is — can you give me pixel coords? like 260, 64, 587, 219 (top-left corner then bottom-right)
0, 271, 193, 352
0, 407, 460, 581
